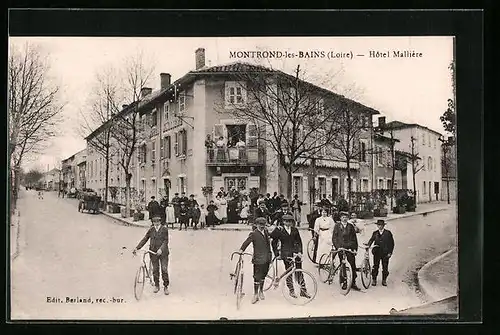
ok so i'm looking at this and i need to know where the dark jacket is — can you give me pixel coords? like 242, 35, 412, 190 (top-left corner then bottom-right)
367, 229, 395, 256
240, 229, 272, 265
207, 204, 218, 214
191, 207, 201, 221
255, 207, 270, 219
187, 199, 199, 209
290, 199, 303, 212
332, 222, 358, 251
270, 226, 303, 258
136, 226, 169, 255
147, 200, 161, 217
179, 196, 189, 205
320, 198, 332, 208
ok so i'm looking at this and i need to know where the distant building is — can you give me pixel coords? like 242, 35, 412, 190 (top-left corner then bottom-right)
383, 120, 442, 203
61, 148, 87, 190
43, 168, 60, 191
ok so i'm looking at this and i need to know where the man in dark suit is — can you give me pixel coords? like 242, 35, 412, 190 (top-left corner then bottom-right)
365, 219, 395, 286
239, 217, 273, 304
332, 211, 360, 290
133, 216, 170, 295
159, 195, 169, 225
269, 215, 311, 299
187, 194, 199, 227
147, 196, 161, 224
171, 193, 181, 224
254, 201, 270, 227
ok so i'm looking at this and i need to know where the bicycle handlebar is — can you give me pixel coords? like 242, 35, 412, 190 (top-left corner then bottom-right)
359, 244, 380, 250
231, 251, 253, 261
333, 247, 357, 254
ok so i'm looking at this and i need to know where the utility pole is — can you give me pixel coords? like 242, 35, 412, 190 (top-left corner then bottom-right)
410, 136, 418, 209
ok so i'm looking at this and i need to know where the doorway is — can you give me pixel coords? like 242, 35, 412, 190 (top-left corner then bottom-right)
434, 181, 439, 201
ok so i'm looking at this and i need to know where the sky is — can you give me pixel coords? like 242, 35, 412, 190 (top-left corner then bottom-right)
9, 36, 454, 172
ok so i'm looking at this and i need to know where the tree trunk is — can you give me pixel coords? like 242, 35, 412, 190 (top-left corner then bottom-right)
412, 161, 417, 210
125, 174, 132, 218
104, 143, 110, 207
346, 159, 352, 211
390, 145, 395, 210
286, 165, 293, 200
446, 178, 450, 204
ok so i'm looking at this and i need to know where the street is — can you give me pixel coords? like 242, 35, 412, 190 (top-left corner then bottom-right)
10, 190, 457, 320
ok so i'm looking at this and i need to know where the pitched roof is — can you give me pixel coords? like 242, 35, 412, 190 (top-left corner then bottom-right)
385, 120, 442, 136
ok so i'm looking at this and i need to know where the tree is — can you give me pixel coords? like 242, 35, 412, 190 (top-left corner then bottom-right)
79, 66, 123, 207
8, 42, 64, 212
440, 61, 456, 143
218, 64, 342, 199
329, 99, 374, 209
111, 51, 154, 218
409, 136, 425, 207
23, 168, 44, 187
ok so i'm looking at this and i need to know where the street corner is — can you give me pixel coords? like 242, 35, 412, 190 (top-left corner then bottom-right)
417, 248, 457, 303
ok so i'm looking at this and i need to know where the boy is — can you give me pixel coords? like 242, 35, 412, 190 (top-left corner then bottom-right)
365, 219, 395, 286
191, 203, 201, 230
238, 217, 272, 304
269, 215, 311, 299
178, 202, 189, 230
132, 216, 170, 295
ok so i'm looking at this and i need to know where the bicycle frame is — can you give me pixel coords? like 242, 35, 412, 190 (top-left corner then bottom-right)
139, 250, 156, 286
324, 248, 355, 282
268, 255, 301, 288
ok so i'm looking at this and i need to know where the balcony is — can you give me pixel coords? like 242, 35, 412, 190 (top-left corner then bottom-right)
206, 147, 265, 166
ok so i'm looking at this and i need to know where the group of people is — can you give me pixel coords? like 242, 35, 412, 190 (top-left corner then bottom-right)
147, 193, 205, 230
205, 134, 247, 162
311, 203, 395, 290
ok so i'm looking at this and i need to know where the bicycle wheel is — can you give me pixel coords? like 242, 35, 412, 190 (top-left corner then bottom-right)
360, 258, 372, 289
236, 271, 244, 310
338, 261, 353, 296
281, 269, 318, 305
263, 261, 275, 292
133, 266, 145, 301
318, 253, 333, 283
148, 259, 155, 286
233, 262, 241, 294
306, 239, 316, 263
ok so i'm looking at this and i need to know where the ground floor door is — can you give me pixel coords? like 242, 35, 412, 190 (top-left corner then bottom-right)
163, 178, 171, 201
434, 181, 439, 201
225, 176, 248, 193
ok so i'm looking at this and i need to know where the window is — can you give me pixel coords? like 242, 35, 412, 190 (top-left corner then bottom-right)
318, 177, 327, 197
163, 136, 171, 159
422, 156, 426, 171
160, 136, 164, 158
315, 99, 325, 117
362, 179, 369, 192
293, 176, 302, 200
178, 176, 186, 194
434, 157, 437, 172
387, 179, 392, 190
428, 134, 431, 147
178, 93, 186, 112
151, 110, 157, 127
378, 178, 384, 189
394, 180, 398, 189
360, 141, 367, 162
163, 102, 170, 121
139, 144, 146, 163
151, 141, 156, 162
377, 146, 383, 166
246, 124, 258, 147
174, 132, 179, 156
422, 132, 425, 146
318, 129, 326, 156
433, 136, 436, 149
179, 129, 188, 156
225, 81, 246, 106
428, 156, 432, 171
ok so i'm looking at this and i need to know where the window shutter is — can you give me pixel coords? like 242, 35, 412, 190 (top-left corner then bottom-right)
174, 132, 179, 156
182, 130, 188, 155
167, 136, 171, 158
246, 123, 258, 147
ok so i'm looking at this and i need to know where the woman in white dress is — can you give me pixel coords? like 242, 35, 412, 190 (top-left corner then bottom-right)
314, 209, 335, 258
214, 194, 222, 223
219, 194, 228, 222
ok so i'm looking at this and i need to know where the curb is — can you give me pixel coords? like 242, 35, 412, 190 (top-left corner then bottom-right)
417, 248, 456, 302
100, 211, 150, 229
365, 207, 450, 226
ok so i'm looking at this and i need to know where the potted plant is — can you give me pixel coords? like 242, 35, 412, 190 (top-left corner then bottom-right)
357, 194, 374, 219
405, 190, 416, 212
373, 190, 388, 217
133, 203, 145, 221
108, 187, 121, 213
393, 190, 407, 214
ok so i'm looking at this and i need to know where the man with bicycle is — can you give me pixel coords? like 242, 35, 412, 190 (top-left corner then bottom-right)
132, 215, 170, 295
238, 217, 272, 304
332, 211, 360, 291
269, 214, 311, 299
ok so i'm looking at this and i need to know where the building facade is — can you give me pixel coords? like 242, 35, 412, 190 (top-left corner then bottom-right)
43, 168, 61, 191
61, 148, 87, 191
384, 121, 442, 203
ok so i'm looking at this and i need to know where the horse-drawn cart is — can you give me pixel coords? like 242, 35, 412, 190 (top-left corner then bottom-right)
78, 192, 102, 214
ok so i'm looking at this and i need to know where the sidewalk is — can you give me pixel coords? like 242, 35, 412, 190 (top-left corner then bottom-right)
417, 248, 458, 302
10, 209, 21, 259
100, 201, 454, 231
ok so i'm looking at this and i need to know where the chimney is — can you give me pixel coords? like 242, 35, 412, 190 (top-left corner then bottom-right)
140, 87, 152, 98
160, 73, 171, 90
195, 48, 205, 70
378, 116, 386, 129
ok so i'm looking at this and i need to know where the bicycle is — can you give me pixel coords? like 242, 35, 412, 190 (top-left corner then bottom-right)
306, 229, 319, 263
230, 251, 252, 310
357, 244, 379, 289
318, 247, 357, 295
263, 253, 318, 305
133, 250, 156, 301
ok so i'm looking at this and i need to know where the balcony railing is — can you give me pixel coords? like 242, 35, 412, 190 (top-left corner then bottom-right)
206, 147, 265, 166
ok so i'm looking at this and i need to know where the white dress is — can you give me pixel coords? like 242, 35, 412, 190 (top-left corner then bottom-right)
314, 216, 334, 257
214, 198, 222, 220
219, 198, 228, 219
